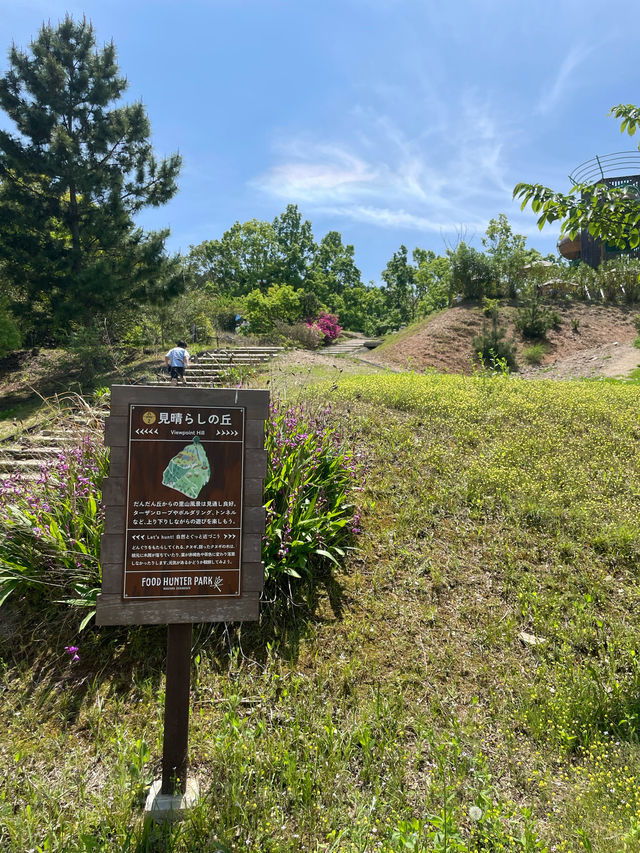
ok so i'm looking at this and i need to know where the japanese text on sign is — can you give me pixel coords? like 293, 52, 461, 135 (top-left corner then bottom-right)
123, 405, 245, 600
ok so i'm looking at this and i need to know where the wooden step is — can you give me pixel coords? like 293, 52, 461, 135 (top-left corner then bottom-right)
8, 435, 74, 446
0, 446, 67, 459
0, 458, 49, 472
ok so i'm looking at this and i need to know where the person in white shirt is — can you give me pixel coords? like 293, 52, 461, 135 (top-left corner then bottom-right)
164, 340, 190, 385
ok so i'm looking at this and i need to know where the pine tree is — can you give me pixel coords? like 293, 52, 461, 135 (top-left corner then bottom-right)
0, 16, 182, 340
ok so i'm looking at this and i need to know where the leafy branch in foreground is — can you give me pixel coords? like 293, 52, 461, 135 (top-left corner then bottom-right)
514, 103, 640, 249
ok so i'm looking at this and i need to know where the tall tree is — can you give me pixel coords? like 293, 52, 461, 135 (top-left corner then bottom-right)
188, 206, 318, 296
482, 214, 539, 298
0, 16, 182, 339
189, 220, 279, 296
271, 204, 316, 289
413, 248, 451, 314
381, 245, 416, 324
308, 230, 362, 304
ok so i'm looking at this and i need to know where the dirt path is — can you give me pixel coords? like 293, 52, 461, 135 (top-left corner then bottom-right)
355, 303, 640, 382
520, 341, 640, 380
271, 338, 640, 385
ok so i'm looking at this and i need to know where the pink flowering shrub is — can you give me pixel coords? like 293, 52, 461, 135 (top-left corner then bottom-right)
309, 312, 342, 344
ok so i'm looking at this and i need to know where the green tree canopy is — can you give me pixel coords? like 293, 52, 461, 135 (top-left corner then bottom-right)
413, 249, 451, 314
308, 230, 362, 305
188, 207, 384, 332
482, 214, 540, 298
334, 284, 388, 335
188, 206, 365, 311
271, 204, 316, 290
381, 245, 416, 325
0, 16, 182, 340
188, 206, 316, 297
189, 219, 279, 296
243, 284, 302, 334
514, 104, 640, 249
448, 242, 494, 300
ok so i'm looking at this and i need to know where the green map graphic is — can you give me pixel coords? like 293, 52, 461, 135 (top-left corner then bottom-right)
162, 436, 211, 499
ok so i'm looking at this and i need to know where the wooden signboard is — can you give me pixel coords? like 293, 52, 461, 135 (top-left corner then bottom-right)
96, 385, 269, 625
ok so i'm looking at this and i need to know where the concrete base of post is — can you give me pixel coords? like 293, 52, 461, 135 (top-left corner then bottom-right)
144, 778, 200, 823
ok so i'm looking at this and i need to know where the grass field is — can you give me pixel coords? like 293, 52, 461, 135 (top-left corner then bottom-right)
2, 372, 640, 851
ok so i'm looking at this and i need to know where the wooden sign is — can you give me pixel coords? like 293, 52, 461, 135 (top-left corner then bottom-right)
96, 386, 269, 625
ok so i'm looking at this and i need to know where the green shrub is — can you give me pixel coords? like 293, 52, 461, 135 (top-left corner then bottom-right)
523, 342, 548, 365
0, 302, 21, 356
208, 294, 242, 333
262, 400, 359, 593
0, 434, 108, 627
514, 293, 557, 339
449, 242, 495, 300
482, 297, 501, 319
244, 284, 302, 334
472, 315, 517, 371
65, 319, 115, 381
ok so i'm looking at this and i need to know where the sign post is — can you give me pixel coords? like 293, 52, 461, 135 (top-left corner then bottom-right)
97, 385, 269, 818
161, 623, 192, 795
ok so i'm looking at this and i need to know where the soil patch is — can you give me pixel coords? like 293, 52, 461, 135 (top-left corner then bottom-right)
520, 341, 640, 380
359, 302, 639, 378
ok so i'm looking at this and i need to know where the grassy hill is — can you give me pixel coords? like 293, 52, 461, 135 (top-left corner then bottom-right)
2, 371, 640, 851
362, 302, 638, 377
2, 298, 638, 439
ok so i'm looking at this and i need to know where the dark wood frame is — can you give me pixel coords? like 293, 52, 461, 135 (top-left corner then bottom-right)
96, 385, 269, 625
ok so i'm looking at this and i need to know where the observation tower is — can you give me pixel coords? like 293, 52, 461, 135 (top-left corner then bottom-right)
558, 151, 640, 267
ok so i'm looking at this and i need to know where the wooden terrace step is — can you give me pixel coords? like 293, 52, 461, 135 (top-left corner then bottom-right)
0, 446, 67, 458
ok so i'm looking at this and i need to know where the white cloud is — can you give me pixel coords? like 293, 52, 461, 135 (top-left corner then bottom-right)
252, 97, 516, 235
318, 204, 489, 233
252, 143, 378, 200
537, 44, 592, 115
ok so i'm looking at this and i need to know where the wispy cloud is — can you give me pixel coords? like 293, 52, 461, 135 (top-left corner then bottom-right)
253, 142, 378, 201
537, 44, 591, 115
317, 204, 486, 233
252, 96, 516, 234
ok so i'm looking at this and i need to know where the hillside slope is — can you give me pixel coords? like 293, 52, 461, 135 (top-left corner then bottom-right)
2, 374, 640, 851
360, 302, 639, 377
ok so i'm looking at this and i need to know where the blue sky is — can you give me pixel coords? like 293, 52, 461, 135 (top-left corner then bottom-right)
1, 0, 640, 284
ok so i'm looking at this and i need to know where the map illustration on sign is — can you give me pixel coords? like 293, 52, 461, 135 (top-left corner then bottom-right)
162, 436, 211, 499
